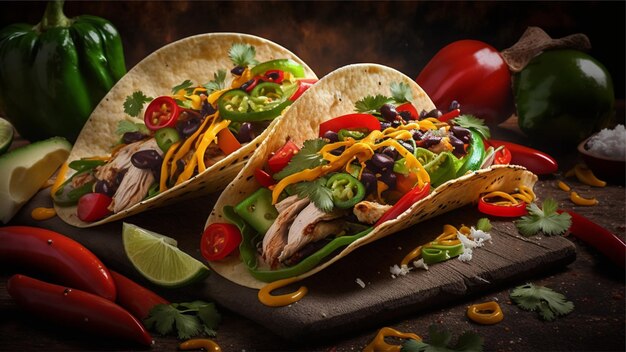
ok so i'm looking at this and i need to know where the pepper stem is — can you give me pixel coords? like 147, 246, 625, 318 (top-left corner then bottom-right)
39, 0, 71, 31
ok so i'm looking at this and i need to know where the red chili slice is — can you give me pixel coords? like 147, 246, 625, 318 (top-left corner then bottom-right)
267, 140, 300, 174
396, 102, 419, 120
289, 79, 317, 101
318, 113, 381, 138
264, 69, 285, 83
484, 139, 512, 165
201, 223, 242, 261
478, 197, 527, 217
438, 108, 461, 122
144, 96, 181, 131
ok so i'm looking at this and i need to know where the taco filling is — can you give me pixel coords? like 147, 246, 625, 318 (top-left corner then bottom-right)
52, 43, 316, 223
206, 82, 503, 281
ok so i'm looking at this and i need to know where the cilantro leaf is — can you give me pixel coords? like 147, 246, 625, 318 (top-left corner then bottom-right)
171, 79, 194, 95
450, 115, 490, 140
515, 198, 571, 237
354, 94, 392, 114
476, 218, 492, 232
390, 82, 413, 104
510, 283, 574, 321
144, 301, 220, 340
203, 69, 227, 93
229, 43, 259, 67
123, 91, 152, 117
273, 139, 328, 180
401, 325, 483, 352
116, 120, 149, 136
289, 178, 334, 212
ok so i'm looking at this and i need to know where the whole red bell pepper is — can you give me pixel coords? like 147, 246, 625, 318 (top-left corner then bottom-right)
416, 40, 513, 125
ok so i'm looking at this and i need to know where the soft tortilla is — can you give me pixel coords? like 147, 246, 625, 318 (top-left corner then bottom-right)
55, 33, 316, 228
206, 64, 537, 289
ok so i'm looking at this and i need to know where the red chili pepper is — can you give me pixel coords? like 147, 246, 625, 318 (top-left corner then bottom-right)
77, 193, 113, 222
144, 96, 181, 131
267, 140, 300, 174
254, 168, 276, 187
201, 223, 242, 261
478, 197, 527, 217
438, 108, 461, 123
558, 209, 626, 270
416, 40, 514, 125
289, 78, 317, 101
483, 139, 512, 165
110, 270, 169, 320
487, 139, 558, 175
7, 274, 153, 346
375, 183, 431, 226
243, 77, 260, 93
318, 113, 381, 138
263, 69, 285, 84
396, 102, 419, 120
0, 226, 116, 301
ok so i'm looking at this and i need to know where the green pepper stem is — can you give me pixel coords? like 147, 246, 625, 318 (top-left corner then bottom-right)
39, 0, 71, 31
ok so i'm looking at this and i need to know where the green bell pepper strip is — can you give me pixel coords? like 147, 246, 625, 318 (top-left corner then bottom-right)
52, 173, 95, 206
250, 59, 306, 78
338, 129, 366, 141
224, 205, 373, 282
424, 152, 460, 188
233, 188, 278, 235
68, 159, 106, 172
217, 88, 293, 122
422, 243, 464, 264
414, 147, 436, 165
326, 173, 365, 209
0, 0, 126, 142
455, 129, 485, 177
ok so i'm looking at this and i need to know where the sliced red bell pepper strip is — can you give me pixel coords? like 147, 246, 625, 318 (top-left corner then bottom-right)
487, 139, 558, 175
478, 197, 527, 217
217, 128, 242, 156
438, 108, 461, 122
0, 226, 116, 301
375, 183, 430, 226
254, 168, 276, 187
267, 140, 300, 174
318, 113, 381, 138
7, 274, 153, 346
110, 270, 169, 320
558, 209, 625, 270
144, 96, 181, 131
289, 79, 317, 101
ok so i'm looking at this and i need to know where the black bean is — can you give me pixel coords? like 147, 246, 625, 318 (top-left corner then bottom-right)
380, 121, 392, 130
177, 117, 202, 138
449, 100, 461, 111
399, 111, 413, 121
237, 122, 255, 143
323, 130, 339, 143
425, 109, 443, 118
360, 172, 377, 195
265, 71, 281, 81
398, 140, 415, 154
449, 135, 465, 157
330, 146, 345, 156
412, 130, 424, 141
114, 169, 127, 186
382, 146, 399, 160
94, 180, 114, 197
450, 125, 471, 143
240, 79, 256, 91
122, 131, 145, 145
380, 104, 398, 122
419, 109, 428, 119
231, 65, 245, 75
371, 153, 395, 170
419, 136, 442, 149
131, 150, 163, 170
380, 170, 397, 190
391, 120, 402, 128
201, 101, 216, 117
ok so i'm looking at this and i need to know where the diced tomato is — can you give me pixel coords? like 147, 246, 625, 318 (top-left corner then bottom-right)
396, 102, 419, 120
254, 168, 276, 187
318, 113, 381, 138
201, 223, 242, 261
217, 128, 242, 155
289, 79, 318, 101
267, 140, 300, 174
77, 193, 112, 222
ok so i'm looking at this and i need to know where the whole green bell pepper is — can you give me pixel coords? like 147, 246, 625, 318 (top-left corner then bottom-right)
0, 0, 126, 142
514, 49, 614, 146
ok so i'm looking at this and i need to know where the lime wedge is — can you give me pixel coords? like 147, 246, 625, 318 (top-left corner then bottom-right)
0, 136, 71, 224
0, 117, 14, 155
122, 223, 209, 288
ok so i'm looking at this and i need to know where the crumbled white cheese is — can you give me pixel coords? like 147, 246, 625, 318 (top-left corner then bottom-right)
389, 264, 412, 277
413, 258, 429, 270
355, 278, 366, 288
457, 227, 493, 262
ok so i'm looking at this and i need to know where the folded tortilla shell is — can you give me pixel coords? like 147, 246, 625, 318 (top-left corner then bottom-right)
55, 33, 316, 228
206, 64, 537, 289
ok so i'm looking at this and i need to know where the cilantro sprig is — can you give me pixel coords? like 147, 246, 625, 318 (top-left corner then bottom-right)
273, 139, 328, 180
144, 301, 221, 340
450, 115, 490, 139
390, 81, 413, 104
510, 283, 574, 321
229, 43, 259, 67
123, 91, 153, 117
402, 325, 484, 352
116, 120, 149, 136
354, 94, 392, 114
515, 198, 571, 237
171, 79, 194, 95
288, 178, 334, 213
203, 69, 227, 93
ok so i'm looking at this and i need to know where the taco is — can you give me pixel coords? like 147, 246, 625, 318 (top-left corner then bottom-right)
204, 64, 537, 289
53, 33, 317, 227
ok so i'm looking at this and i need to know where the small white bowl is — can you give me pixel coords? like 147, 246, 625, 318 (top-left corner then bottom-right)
578, 135, 625, 184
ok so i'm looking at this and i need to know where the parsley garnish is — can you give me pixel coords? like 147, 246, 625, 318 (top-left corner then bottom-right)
144, 301, 221, 340
476, 218, 492, 232
273, 139, 328, 180
390, 82, 413, 104
229, 43, 259, 67
288, 178, 334, 212
171, 79, 194, 95
203, 69, 227, 93
354, 94, 392, 114
515, 198, 571, 237
123, 91, 153, 117
510, 283, 574, 321
402, 325, 484, 352
450, 115, 490, 140
116, 120, 149, 136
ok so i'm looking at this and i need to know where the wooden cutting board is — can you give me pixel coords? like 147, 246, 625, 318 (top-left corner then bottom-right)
10, 186, 576, 341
